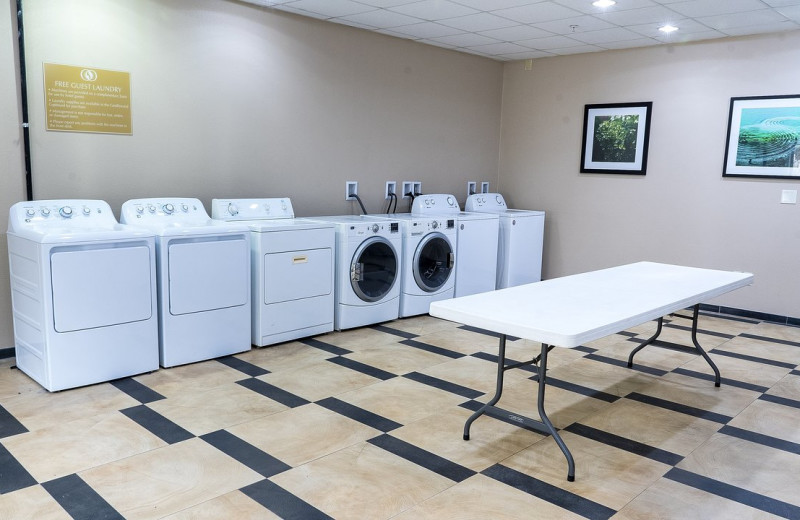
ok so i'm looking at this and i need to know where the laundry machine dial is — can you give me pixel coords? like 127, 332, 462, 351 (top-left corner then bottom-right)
163, 203, 175, 214
228, 203, 239, 216
82, 206, 91, 216
147, 204, 156, 213
181, 203, 189, 212
447, 196, 454, 206
371, 224, 380, 233
25, 208, 35, 217
431, 220, 439, 229
59, 206, 73, 218
40, 207, 50, 217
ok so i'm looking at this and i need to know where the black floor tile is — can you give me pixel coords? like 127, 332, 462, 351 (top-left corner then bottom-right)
240, 479, 332, 520
368, 434, 475, 483
0, 404, 28, 439
565, 423, 683, 466
237, 378, 310, 408
201, 429, 291, 477
0, 443, 37, 494
119, 405, 193, 444
42, 474, 123, 520
402, 372, 483, 399
327, 356, 396, 381
316, 397, 402, 432
110, 377, 165, 404
216, 356, 270, 377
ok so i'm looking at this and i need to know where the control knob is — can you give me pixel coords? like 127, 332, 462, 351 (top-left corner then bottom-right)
163, 203, 175, 214
371, 224, 380, 233
135, 205, 144, 214
40, 207, 50, 217
431, 220, 439, 229
82, 206, 91, 216
228, 203, 238, 216
496, 195, 503, 204
25, 208, 35, 217
147, 204, 156, 213
59, 206, 73, 218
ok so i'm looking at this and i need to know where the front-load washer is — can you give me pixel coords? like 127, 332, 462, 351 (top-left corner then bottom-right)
120, 198, 251, 367
7, 200, 159, 391
465, 193, 545, 289
210, 198, 335, 346
372, 213, 457, 317
306, 215, 401, 330
411, 194, 499, 298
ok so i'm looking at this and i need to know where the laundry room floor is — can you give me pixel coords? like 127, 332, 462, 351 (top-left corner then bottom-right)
1, 311, 800, 519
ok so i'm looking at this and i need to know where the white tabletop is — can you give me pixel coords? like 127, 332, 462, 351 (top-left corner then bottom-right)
429, 262, 753, 348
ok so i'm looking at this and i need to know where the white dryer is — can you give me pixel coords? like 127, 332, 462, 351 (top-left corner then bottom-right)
411, 194, 499, 297
211, 198, 335, 346
120, 198, 251, 367
7, 200, 159, 391
373, 213, 457, 317
307, 215, 401, 330
465, 193, 545, 289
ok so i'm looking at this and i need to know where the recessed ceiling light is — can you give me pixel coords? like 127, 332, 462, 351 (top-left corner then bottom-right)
592, 0, 616, 7
659, 24, 678, 34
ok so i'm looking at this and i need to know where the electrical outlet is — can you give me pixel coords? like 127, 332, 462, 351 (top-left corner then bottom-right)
412, 181, 422, 195
385, 181, 396, 199
467, 181, 477, 197
480, 181, 490, 194
346, 181, 358, 200
401, 182, 414, 199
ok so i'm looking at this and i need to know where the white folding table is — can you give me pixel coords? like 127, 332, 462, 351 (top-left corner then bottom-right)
428, 262, 754, 481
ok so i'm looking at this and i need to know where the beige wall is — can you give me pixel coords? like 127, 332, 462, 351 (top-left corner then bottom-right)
1, 1, 27, 351
0, 0, 503, 350
499, 30, 800, 318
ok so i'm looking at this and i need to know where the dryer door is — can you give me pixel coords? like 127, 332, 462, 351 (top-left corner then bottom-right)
350, 236, 398, 302
413, 232, 454, 293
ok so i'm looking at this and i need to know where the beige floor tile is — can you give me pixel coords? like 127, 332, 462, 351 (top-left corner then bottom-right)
764, 372, 800, 401
583, 332, 639, 351
259, 358, 380, 401
271, 441, 454, 519
227, 403, 380, 466
679, 353, 791, 389
714, 334, 800, 366
2, 382, 139, 432
632, 377, 759, 418
692, 314, 760, 337
161, 490, 279, 520
748, 322, 800, 343
3, 411, 165, 482
415, 327, 501, 354
134, 360, 248, 399
389, 406, 540, 472
678, 432, 800, 507
416, 355, 531, 395
238, 341, 335, 373
0, 485, 72, 520
147, 382, 287, 436
727, 398, 800, 444
501, 432, 670, 510
388, 315, 460, 336
0, 359, 46, 400
546, 358, 657, 398
579, 398, 721, 457
80, 437, 262, 520
313, 326, 401, 352
393, 473, 586, 520
495, 376, 613, 429
614, 476, 782, 519
341, 342, 453, 376
334, 376, 474, 425
598, 339, 697, 372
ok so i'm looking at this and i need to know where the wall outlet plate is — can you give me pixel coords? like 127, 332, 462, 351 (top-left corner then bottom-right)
402, 181, 414, 199
480, 181, 490, 194
346, 181, 358, 200
781, 189, 797, 204
385, 181, 396, 199
467, 181, 477, 197
412, 181, 422, 195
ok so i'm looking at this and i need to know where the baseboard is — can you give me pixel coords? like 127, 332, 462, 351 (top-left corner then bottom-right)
699, 304, 800, 327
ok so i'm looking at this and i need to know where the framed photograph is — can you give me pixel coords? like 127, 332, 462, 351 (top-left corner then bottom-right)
723, 94, 800, 179
580, 102, 652, 175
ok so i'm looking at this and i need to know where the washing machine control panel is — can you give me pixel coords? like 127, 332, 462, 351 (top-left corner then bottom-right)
464, 193, 507, 212
347, 220, 398, 237
410, 193, 460, 216
210, 198, 295, 221
9, 200, 117, 230
120, 198, 209, 223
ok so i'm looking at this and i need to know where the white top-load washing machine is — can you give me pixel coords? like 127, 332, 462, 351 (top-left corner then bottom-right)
372, 212, 457, 317
306, 215, 402, 330
7, 200, 159, 391
465, 193, 545, 289
411, 194, 499, 298
210, 198, 335, 346
120, 198, 251, 367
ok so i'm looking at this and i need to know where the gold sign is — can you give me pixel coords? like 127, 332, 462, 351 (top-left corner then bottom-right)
43, 63, 132, 134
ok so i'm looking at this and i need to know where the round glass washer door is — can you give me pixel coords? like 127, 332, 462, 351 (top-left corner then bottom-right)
350, 236, 398, 302
413, 232, 454, 293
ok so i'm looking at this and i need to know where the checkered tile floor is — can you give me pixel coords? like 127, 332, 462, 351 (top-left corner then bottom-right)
1, 311, 799, 519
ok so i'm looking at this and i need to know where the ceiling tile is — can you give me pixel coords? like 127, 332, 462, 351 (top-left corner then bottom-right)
438, 12, 520, 32
494, 2, 583, 24
570, 27, 646, 44
777, 5, 800, 21
599, 38, 662, 49
465, 41, 534, 54
668, 0, 771, 18
354, 0, 422, 7
389, 0, 479, 20
498, 50, 557, 60
454, 0, 543, 9
285, 0, 375, 18
430, 32, 503, 47
698, 9, 788, 30
479, 24, 555, 41
626, 18, 715, 37
719, 19, 799, 35
518, 34, 587, 49
553, 0, 660, 14
338, 9, 422, 28
595, 5, 685, 25
532, 14, 617, 34
381, 21, 465, 38
546, 44, 605, 54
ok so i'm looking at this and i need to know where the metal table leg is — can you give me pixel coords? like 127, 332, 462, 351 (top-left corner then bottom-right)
537, 343, 576, 481
627, 316, 663, 367
464, 334, 507, 440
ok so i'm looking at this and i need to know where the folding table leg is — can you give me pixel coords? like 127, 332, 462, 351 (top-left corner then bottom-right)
463, 334, 507, 441
537, 343, 576, 482
690, 304, 721, 387
627, 317, 663, 368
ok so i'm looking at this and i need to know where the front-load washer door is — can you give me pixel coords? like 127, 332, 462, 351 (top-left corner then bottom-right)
350, 236, 398, 302
413, 232, 454, 293
51, 245, 153, 332
168, 237, 249, 315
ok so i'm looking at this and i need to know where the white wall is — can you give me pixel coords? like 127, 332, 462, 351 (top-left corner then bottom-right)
499, 30, 800, 318
0, 0, 504, 350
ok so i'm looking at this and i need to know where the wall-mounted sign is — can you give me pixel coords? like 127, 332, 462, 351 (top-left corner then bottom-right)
43, 63, 132, 135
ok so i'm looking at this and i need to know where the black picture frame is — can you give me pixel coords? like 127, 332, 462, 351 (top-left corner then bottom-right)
580, 102, 652, 175
722, 94, 800, 179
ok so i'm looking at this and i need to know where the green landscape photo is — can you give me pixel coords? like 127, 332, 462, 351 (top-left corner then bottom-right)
591, 114, 639, 163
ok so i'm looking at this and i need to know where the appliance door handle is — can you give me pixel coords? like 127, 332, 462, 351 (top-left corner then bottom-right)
448, 252, 455, 269
351, 262, 364, 282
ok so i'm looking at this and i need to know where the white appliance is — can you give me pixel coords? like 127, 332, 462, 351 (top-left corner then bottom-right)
307, 215, 402, 330
6, 200, 159, 391
120, 198, 251, 367
210, 198, 335, 346
465, 193, 545, 289
411, 194, 499, 298
372, 212, 457, 317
